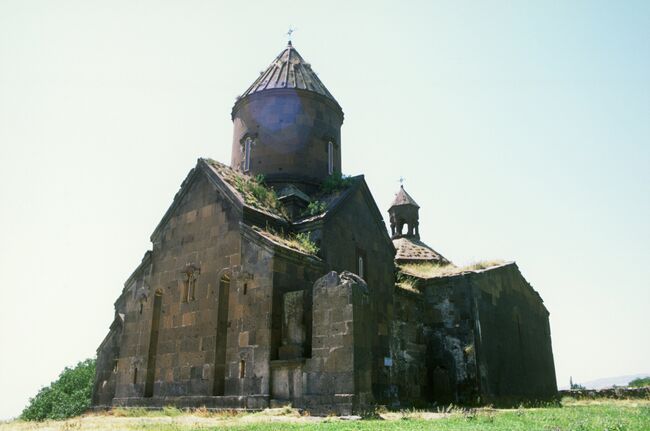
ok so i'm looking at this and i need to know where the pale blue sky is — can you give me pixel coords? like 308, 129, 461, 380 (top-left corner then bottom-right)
0, 0, 648, 420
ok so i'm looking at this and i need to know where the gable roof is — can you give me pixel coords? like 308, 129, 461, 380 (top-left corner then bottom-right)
239, 42, 339, 107
293, 176, 395, 251
393, 237, 449, 264
150, 158, 288, 242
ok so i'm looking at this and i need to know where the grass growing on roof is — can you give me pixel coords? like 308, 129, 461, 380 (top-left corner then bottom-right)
208, 160, 286, 218
321, 171, 353, 194
232, 174, 287, 217
302, 200, 327, 216
253, 226, 319, 255
399, 260, 507, 279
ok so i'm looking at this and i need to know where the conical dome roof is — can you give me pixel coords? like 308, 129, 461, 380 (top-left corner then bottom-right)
239, 42, 338, 105
390, 185, 420, 209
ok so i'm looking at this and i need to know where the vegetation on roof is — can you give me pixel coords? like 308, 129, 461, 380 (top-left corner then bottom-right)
208, 161, 287, 218
302, 200, 327, 217
399, 260, 507, 279
233, 174, 288, 217
253, 226, 319, 256
396, 271, 421, 293
321, 171, 354, 194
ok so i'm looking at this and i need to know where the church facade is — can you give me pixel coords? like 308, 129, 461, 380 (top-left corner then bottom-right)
92, 43, 557, 414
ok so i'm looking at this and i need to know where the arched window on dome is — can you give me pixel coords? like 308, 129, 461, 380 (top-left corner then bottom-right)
243, 136, 253, 172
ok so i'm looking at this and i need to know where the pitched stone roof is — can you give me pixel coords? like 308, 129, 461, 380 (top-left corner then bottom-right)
203, 158, 288, 220
390, 186, 420, 209
393, 237, 449, 264
240, 42, 338, 105
277, 184, 311, 203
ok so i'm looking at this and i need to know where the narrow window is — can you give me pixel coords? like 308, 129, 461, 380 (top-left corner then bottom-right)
327, 141, 334, 175
213, 275, 230, 396
139, 302, 143, 315
358, 256, 364, 279
113, 359, 118, 373
243, 283, 248, 295
244, 137, 253, 172
356, 248, 367, 280
133, 367, 138, 385
145, 291, 163, 397
181, 280, 189, 303
189, 277, 196, 301
239, 360, 246, 379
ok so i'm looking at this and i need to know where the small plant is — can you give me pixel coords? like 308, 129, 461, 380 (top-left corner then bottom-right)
295, 232, 319, 255
321, 171, 353, 194
396, 271, 419, 292
232, 174, 286, 217
303, 200, 327, 216
254, 225, 320, 255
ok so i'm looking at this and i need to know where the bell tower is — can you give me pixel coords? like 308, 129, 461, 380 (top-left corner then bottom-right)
231, 42, 344, 191
388, 186, 420, 239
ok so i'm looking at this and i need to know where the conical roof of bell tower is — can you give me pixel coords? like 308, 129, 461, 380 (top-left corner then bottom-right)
390, 185, 420, 209
239, 42, 339, 106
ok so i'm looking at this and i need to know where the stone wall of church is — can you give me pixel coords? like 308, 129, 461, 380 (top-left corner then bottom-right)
390, 279, 478, 407
319, 185, 396, 403
389, 263, 556, 407
111, 173, 243, 403
468, 263, 557, 403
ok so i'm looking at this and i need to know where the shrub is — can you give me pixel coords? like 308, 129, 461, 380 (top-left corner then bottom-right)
232, 174, 286, 217
321, 171, 353, 194
21, 358, 96, 421
628, 377, 650, 388
295, 232, 319, 255
302, 200, 327, 216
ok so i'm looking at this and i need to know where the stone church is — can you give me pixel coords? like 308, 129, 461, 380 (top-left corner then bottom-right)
92, 42, 557, 414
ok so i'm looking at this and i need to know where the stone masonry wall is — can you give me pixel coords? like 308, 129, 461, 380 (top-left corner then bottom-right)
303, 271, 373, 415
469, 263, 557, 403
390, 263, 556, 406
320, 185, 395, 403
112, 173, 242, 402
389, 277, 478, 406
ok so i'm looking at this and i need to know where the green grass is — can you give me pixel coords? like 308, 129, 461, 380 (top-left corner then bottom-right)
252, 226, 319, 255
399, 260, 508, 279
2, 399, 649, 431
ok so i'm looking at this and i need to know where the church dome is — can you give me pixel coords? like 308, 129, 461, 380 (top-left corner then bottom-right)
230, 43, 344, 190
237, 41, 339, 107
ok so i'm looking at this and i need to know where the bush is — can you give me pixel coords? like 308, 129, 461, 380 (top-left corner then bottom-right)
21, 358, 96, 421
628, 377, 650, 388
321, 171, 353, 194
302, 200, 327, 216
